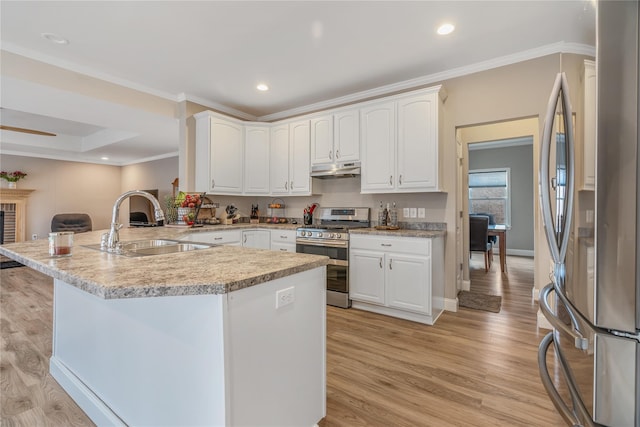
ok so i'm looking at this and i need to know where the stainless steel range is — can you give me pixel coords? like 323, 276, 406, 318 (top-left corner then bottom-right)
296, 207, 370, 308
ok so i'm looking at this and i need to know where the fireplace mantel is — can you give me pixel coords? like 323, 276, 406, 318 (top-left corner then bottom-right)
0, 188, 35, 242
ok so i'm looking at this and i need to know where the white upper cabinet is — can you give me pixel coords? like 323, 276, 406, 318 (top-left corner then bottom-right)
195, 111, 244, 194
397, 93, 439, 190
244, 125, 270, 195
333, 108, 360, 162
310, 115, 333, 165
360, 86, 445, 193
289, 119, 312, 195
310, 108, 359, 166
269, 124, 290, 194
582, 59, 596, 190
360, 100, 396, 192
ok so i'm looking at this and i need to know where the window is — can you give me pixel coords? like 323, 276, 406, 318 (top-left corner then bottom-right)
469, 168, 511, 226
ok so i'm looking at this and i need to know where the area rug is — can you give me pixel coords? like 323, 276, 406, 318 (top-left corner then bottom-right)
0, 260, 24, 269
458, 290, 502, 313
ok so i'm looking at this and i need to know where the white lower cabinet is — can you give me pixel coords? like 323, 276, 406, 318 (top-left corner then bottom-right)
271, 229, 296, 252
349, 233, 444, 325
242, 230, 271, 250
182, 230, 242, 246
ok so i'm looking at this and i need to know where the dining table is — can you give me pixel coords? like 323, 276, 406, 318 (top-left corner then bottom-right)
488, 224, 508, 273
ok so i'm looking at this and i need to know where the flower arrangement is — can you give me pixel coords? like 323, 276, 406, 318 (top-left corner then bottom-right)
0, 170, 27, 182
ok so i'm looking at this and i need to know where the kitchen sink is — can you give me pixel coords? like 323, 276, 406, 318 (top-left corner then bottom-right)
82, 239, 216, 257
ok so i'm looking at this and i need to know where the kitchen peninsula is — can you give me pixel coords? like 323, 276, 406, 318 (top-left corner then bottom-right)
0, 226, 329, 427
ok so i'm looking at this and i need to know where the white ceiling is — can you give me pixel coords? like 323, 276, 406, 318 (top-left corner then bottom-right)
0, 1, 596, 165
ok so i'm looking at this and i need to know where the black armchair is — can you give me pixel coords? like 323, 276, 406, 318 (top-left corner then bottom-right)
51, 213, 93, 233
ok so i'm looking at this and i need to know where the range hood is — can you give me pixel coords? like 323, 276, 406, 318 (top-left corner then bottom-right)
310, 162, 361, 179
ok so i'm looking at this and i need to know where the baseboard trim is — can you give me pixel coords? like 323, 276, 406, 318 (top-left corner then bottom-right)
505, 249, 534, 257
461, 279, 471, 292
50, 357, 126, 427
537, 309, 553, 330
444, 297, 458, 312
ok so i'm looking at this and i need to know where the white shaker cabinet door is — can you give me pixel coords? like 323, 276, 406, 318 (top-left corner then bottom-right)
349, 249, 385, 305
386, 254, 431, 315
270, 124, 290, 195
289, 119, 311, 195
397, 93, 438, 191
209, 117, 244, 194
334, 108, 360, 162
244, 125, 270, 195
194, 112, 243, 194
310, 115, 333, 165
360, 101, 395, 193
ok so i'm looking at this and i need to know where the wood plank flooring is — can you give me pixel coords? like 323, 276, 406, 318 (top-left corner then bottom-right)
1, 255, 565, 426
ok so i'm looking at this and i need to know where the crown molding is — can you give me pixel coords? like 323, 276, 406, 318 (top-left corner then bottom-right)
1, 43, 178, 102
2, 40, 595, 124
468, 136, 533, 151
258, 42, 595, 122
178, 93, 257, 121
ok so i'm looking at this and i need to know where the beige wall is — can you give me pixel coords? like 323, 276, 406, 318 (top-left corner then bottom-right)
0, 154, 121, 238
0, 154, 179, 239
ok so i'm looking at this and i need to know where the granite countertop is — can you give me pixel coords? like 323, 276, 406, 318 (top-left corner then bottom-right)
349, 228, 447, 238
0, 226, 327, 300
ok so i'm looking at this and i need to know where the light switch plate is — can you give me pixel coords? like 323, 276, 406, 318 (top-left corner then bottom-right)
409, 208, 417, 218
418, 208, 426, 218
403, 208, 410, 218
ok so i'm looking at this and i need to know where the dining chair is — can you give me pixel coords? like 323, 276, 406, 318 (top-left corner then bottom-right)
469, 215, 493, 272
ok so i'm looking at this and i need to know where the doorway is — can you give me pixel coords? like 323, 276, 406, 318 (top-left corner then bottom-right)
455, 117, 548, 298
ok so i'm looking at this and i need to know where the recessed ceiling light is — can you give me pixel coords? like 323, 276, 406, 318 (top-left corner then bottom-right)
101, 156, 109, 161
437, 23, 455, 36
256, 83, 269, 92
41, 32, 69, 45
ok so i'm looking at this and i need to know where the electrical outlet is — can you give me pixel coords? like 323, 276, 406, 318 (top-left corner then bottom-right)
409, 208, 417, 218
276, 287, 295, 309
418, 208, 426, 218
31, 233, 38, 240
403, 208, 410, 218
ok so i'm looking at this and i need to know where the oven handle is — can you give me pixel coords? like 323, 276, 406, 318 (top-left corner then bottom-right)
295, 239, 348, 249
327, 259, 348, 267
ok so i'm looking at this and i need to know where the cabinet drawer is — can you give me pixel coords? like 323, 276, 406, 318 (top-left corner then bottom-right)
350, 234, 430, 256
182, 230, 242, 245
271, 230, 296, 244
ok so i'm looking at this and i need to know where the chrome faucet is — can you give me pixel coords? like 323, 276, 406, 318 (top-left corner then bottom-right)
103, 190, 165, 252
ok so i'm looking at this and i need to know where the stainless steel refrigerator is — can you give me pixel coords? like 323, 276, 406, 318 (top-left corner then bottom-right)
537, 1, 639, 426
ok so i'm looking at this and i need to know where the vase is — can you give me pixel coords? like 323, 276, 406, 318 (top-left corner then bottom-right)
7, 182, 16, 189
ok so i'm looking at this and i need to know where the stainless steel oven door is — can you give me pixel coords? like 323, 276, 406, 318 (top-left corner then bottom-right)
296, 240, 350, 308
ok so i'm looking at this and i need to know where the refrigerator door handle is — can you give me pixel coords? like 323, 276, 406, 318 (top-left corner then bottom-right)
539, 283, 589, 350
538, 332, 600, 427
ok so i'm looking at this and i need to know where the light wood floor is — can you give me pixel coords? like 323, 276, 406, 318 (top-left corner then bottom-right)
1, 256, 565, 426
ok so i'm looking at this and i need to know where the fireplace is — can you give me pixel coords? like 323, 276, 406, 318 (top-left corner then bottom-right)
0, 188, 34, 243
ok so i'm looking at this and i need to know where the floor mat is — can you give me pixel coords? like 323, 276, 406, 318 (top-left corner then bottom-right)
458, 290, 502, 313
1, 260, 25, 269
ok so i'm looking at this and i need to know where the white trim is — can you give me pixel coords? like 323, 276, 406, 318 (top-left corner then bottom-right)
537, 310, 553, 330
258, 42, 594, 121
0, 148, 179, 166
50, 357, 127, 427
468, 136, 533, 151
179, 93, 258, 122
444, 297, 459, 312
507, 249, 534, 257
2, 41, 593, 123
461, 279, 471, 292
1, 43, 177, 102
